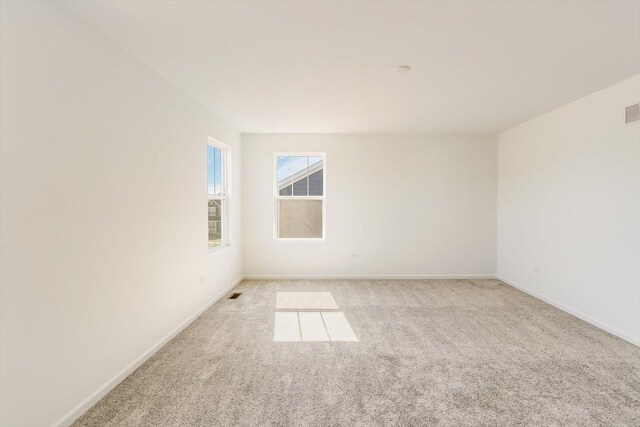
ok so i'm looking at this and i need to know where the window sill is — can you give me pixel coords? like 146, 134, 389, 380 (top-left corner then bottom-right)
209, 244, 230, 254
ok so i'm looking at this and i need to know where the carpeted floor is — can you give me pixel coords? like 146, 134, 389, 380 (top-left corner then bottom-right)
73, 279, 640, 426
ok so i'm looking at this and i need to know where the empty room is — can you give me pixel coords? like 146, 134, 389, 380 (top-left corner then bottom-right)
1, 0, 639, 426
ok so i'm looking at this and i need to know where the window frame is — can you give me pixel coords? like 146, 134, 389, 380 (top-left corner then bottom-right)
273, 152, 326, 242
208, 137, 230, 253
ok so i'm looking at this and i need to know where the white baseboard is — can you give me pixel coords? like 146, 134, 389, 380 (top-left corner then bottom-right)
52, 277, 243, 427
498, 276, 639, 347
243, 274, 496, 280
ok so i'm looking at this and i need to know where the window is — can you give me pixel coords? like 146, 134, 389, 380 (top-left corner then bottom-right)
274, 154, 325, 239
208, 139, 229, 250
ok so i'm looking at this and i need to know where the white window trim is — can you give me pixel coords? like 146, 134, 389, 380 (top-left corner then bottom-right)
273, 152, 326, 241
208, 137, 230, 254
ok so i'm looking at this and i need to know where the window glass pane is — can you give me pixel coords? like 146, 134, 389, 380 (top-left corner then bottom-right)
207, 145, 215, 195
292, 176, 308, 196
290, 156, 308, 177
214, 147, 222, 195
291, 156, 308, 196
279, 185, 292, 196
278, 156, 310, 196
308, 156, 324, 196
278, 199, 323, 238
277, 156, 292, 195
208, 199, 222, 248
308, 156, 323, 169
277, 156, 292, 182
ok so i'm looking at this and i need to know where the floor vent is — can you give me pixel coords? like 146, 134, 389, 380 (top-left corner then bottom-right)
228, 293, 242, 299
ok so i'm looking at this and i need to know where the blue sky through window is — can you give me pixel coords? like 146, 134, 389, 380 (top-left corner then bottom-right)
277, 156, 323, 180
208, 145, 222, 195
277, 156, 308, 183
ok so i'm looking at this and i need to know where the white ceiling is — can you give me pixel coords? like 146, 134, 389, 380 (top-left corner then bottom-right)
63, 0, 640, 134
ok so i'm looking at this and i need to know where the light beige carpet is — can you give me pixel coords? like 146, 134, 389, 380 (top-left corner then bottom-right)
73, 279, 640, 426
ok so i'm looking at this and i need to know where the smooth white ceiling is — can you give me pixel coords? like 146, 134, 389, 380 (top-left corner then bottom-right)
63, 0, 640, 134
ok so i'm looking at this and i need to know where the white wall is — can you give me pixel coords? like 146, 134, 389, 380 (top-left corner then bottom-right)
497, 75, 640, 345
242, 134, 497, 278
0, 2, 242, 426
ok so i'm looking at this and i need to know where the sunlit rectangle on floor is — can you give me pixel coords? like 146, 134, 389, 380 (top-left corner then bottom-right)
321, 312, 358, 342
276, 292, 339, 310
273, 312, 300, 342
298, 312, 329, 341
